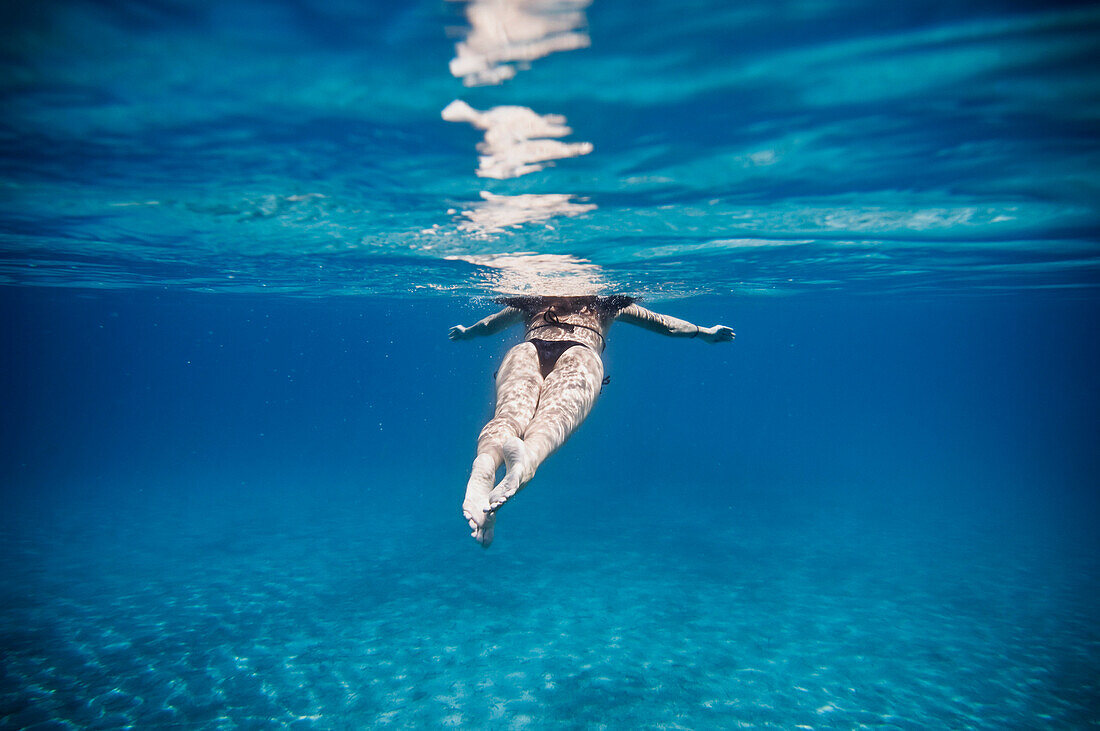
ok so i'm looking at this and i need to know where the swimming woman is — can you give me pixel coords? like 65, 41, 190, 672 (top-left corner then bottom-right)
450, 295, 735, 547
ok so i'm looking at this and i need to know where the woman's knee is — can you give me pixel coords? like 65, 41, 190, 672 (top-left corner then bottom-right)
478, 413, 523, 449
476, 440, 505, 462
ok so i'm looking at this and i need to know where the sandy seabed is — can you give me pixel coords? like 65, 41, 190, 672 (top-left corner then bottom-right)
1, 490, 1097, 729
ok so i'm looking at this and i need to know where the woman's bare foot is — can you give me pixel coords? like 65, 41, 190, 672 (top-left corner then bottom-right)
488, 436, 532, 512
462, 454, 496, 547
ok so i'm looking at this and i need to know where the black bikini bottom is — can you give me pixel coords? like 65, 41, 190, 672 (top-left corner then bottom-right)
529, 338, 587, 378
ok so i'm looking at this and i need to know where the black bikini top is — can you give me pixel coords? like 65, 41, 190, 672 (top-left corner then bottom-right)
495, 295, 636, 349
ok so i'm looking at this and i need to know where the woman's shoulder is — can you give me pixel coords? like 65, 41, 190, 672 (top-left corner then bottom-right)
597, 295, 636, 315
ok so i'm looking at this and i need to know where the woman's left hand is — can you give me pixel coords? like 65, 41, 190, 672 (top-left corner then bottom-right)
700, 325, 735, 343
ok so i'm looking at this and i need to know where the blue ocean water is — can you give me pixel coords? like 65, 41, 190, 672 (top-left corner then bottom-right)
2, 0, 1099, 728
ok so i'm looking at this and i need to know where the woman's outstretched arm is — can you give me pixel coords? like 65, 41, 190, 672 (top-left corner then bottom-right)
617, 303, 735, 343
449, 306, 524, 340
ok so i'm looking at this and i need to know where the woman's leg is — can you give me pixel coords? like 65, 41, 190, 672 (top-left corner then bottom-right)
463, 342, 542, 546
488, 345, 604, 511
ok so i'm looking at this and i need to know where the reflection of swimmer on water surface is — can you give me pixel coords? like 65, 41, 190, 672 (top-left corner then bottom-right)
450, 295, 735, 547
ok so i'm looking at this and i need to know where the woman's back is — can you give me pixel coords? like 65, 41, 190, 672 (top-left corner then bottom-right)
497, 295, 635, 352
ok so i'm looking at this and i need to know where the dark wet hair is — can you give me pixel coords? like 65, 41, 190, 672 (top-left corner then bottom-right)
495, 295, 636, 316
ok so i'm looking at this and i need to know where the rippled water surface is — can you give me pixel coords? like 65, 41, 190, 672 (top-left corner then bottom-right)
2, 0, 1098, 296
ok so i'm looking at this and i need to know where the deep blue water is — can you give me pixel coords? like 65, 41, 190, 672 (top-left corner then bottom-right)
2, 0, 1100, 728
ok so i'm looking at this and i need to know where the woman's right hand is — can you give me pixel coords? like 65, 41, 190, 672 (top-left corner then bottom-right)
449, 325, 469, 340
